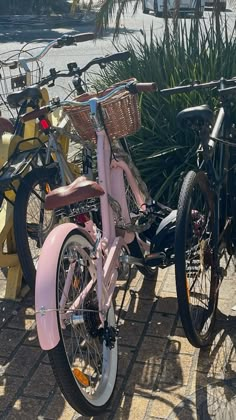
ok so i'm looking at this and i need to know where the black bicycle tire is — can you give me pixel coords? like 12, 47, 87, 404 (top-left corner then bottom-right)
175, 170, 219, 348
48, 230, 118, 416
14, 166, 59, 291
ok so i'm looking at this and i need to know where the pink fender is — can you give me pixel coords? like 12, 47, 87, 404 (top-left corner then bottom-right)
35, 223, 84, 350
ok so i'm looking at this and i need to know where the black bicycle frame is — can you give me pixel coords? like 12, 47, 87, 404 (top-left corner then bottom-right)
200, 87, 235, 274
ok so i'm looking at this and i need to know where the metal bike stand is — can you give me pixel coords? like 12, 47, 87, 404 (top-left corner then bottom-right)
0, 89, 75, 300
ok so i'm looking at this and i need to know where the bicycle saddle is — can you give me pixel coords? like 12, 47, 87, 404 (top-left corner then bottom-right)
177, 105, 214, 127
45, 176, 104, 210
7, 86, 42, 109
0, 117, 14, 135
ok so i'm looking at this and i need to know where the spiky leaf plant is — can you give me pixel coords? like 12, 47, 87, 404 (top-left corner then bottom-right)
94, 17, 236, 206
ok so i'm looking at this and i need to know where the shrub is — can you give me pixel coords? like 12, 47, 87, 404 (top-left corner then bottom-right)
95, 17, 236, 206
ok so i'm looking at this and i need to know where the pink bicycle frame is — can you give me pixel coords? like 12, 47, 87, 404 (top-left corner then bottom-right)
36, 102, 150, 351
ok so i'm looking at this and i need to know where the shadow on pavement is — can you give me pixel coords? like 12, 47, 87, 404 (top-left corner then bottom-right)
195, 313, 236, 420
3, 265, 235, 419
0, 292, 66, 419
166, 308, 236, 420
104, 268, 186, 420
0, 18, 140, 44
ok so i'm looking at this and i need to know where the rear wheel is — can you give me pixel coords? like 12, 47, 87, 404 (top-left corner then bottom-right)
175, 171, 219, 348
14, 166, 60, 291
48, 231, 118, 416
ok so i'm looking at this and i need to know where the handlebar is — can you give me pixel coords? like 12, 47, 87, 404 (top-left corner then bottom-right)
0, 33, 95, 68
159, 77, 236, 96
54, 33, 95, 48
59, 82, 157, 107
20, 80, 157, 122
80, 50, 131, 73
58, 82, 157, 108
6, 50, 132, 110
37, 50, 131, 87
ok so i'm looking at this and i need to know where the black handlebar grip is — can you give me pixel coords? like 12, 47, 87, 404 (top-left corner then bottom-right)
103, 51, 131, 63
72, 33, 95, 42
54, 33, 95, 48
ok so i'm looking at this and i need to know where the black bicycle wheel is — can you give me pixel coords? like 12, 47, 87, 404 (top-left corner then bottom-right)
14, 166, 60, 291
175, 170, 219, 348
48, 230, 118, 416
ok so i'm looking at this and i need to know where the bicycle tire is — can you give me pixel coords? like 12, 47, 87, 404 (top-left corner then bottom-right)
48, 230, 118, 416
14, 166, 60, 291
175, 170, 219, 348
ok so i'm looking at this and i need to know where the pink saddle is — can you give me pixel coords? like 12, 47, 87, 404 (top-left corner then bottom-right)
45, 176, 104, 210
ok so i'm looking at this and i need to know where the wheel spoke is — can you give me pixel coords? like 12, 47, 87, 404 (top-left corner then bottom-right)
50, 233, 117, 412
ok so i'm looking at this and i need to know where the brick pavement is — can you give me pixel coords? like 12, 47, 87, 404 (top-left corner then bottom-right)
0, 263, 236, 419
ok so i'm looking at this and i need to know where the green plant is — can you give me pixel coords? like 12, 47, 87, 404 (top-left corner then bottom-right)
95, 18, 236, 206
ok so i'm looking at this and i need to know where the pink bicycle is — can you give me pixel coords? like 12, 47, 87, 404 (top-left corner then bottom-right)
34, 79, 176, 416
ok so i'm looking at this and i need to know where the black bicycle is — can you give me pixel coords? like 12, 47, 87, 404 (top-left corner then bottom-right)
162, 77, 236, 347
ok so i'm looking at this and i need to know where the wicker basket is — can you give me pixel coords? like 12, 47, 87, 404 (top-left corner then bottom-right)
63, 79, 141, 142
0, 47, 43, 116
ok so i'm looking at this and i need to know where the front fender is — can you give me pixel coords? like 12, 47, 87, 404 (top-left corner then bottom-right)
35, 223, 88, 350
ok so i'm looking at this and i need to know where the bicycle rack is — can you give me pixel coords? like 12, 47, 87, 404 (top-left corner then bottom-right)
0, 88, 74, 300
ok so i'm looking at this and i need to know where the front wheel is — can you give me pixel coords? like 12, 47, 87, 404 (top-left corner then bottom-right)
175, 171, 219, 348
48, 231, 118, 416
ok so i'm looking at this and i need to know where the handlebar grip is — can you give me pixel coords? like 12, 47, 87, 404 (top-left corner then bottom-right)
103, 51, 131, 63
21, 106, 50, 122
135, 83, 157, 93
55, 33, 95, 47
72, 33, 95, 42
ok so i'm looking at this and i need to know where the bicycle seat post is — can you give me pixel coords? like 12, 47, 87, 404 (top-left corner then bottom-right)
200, 122, 212, 161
